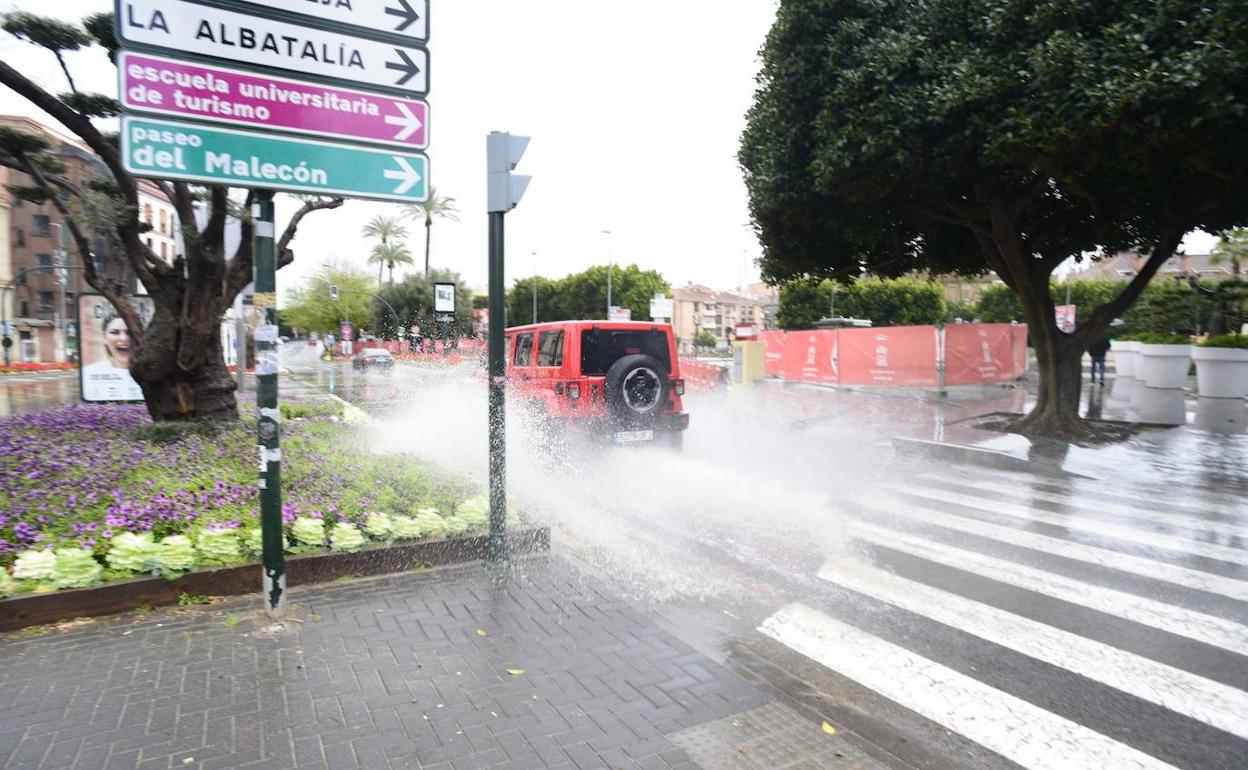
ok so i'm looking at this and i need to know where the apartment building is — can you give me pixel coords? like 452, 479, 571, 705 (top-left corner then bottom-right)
672, 283, 768, 352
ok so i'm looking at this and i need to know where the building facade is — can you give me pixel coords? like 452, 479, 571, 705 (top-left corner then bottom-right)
672, 283, 768, 353
1, 116, 178, 363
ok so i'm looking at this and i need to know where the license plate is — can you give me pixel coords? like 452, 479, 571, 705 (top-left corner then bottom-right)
612, 429, 654, 444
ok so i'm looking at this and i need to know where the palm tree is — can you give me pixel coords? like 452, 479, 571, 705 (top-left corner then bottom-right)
368, 242, 415, 285
360, 216, 409, 286
404, 188, 460, 277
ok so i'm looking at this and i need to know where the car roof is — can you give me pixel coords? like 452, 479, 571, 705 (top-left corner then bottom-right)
505, 320, 673, 334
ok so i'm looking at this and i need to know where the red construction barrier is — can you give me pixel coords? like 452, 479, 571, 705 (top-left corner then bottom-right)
944, 323, 1019, 385
838, 326, 939, 386
760, 330, 787, 377
782, 330, 839, 385
679, 359, 729, 390
1013, 323, 1029, 377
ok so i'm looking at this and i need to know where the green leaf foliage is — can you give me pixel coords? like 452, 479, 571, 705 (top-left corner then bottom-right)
373, 268, 473, 338
282, 262, 376, 335
505, 264, 671, 324
57, 92, 121, 117
1, 11, 91, 52
1200, 334, 1248, 349
777, 277, 946, 329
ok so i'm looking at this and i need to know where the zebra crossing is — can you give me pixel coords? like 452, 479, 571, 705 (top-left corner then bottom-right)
757, 467, 1248, 770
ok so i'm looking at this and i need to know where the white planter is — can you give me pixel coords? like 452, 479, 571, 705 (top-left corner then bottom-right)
1194, 397, 1247, 434
1137, 344, 1192, 389
1110, 339, 1139, 379
1192, 346, 1248, 398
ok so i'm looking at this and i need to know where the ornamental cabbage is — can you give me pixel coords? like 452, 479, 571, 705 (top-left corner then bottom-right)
51, 548, 103, 589
243, 528, 264, 557
12, 549, 56, 580
412, 511, 446, 538
390, 515, 423, 540
292, 516, 326, 547
195, 528, 242, 566
107, 532, 160, 574
0, 569, 16, 597
329, 522, 366, 552
155, 535, 197, 575
362, 512, 393, 540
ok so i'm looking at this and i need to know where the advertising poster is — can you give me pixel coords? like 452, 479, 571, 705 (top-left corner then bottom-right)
78, 294, 154, 402
434, 282, 456, 313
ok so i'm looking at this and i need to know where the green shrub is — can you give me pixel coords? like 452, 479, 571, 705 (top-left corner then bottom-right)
1131, 332, 1190, 345
778, 277, 947, 329
1200, 334, 1248, 349
280, 402, 344, 420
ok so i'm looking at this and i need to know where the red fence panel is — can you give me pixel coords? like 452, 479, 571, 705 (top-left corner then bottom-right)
782, 330, 839, 385
943, 323, 1018, 385
760, 330, 787, 377
838, 326, 939, 386
1012, 323, 1029, 378
679, 359, 729, 390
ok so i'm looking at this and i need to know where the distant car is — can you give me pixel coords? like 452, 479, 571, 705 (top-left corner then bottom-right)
352, 347, 394, 372
505, 320, 688, 449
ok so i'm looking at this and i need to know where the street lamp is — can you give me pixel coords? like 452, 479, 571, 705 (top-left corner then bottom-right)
601, 229, 613, 319
531, 251, 538, 324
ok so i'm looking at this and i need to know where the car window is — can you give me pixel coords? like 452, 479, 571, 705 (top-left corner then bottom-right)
536, 331, 564, 367
580, 329, 671, 375
513, 333, 534, 366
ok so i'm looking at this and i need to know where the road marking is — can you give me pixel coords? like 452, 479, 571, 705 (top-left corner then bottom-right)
759, 604, 1178, 770
818, 557, 1248, 739
850, 522, 1248, 656
854, 498, 1248, 602
923, 476, 1246, 528
899, 486, 1248, 565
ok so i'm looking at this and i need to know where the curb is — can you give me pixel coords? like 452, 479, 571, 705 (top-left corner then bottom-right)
0, 527, 550, 632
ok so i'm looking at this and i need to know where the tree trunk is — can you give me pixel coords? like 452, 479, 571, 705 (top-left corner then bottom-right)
1016, 317, 1089, 439
425, 219, 431, 277
130, 289, 237, 422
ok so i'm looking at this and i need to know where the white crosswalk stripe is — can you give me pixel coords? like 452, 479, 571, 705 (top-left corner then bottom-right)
759, 604, 1180, 770
898, 485, 1248, 563
817, 556, 1248, 739
852, 494, 1248, 602
757, 474, 1248, 770
848, 522, 1248, 656
920, 475, 1247, 535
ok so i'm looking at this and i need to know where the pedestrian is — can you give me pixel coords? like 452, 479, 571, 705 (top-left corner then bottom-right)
1088, 333, 1111, 385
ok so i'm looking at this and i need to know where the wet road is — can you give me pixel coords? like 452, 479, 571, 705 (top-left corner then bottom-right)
0, 370, 80, 417
286, 355, 1248, 770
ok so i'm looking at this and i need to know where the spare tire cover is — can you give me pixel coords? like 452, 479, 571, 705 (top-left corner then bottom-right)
604, 354, 667, 418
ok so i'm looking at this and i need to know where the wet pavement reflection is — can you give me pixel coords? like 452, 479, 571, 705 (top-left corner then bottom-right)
0, 372, 79, 417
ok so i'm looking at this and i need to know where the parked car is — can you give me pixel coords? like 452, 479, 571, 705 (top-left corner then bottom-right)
352, 347, 394, 372
505, 321, 688, 449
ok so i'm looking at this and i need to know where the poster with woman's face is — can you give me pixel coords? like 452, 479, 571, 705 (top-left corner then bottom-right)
78, 294, 154, 402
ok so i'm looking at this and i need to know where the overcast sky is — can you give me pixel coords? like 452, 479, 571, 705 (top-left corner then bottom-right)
1, 0, 781, 300
1, 0, 1218, 300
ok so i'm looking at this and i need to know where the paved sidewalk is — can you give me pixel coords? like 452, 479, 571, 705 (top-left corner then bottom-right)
0, 557, 882, 770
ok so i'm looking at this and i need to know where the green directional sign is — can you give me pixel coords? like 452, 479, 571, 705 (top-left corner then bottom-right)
121, 116, 428, 202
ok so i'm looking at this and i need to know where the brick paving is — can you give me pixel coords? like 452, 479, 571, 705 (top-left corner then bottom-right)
0, 557, 884, 769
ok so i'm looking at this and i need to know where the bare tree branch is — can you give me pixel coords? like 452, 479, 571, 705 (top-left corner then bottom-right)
277, 197, 344, 268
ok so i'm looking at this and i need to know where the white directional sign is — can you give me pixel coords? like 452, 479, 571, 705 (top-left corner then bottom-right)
232, 0, 428, 44
118, 0, 429, 95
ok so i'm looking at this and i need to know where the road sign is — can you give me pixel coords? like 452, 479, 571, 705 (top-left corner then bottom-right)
120, 52, 428, 149
123, 116, 429, 202
230, 0, 428, 44
118, 0, 429, 95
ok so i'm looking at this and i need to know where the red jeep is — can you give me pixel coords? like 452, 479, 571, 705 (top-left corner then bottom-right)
505, 321, 688, 448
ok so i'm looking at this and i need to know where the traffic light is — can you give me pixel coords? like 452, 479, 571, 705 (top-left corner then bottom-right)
486, 131, 531, 213
329, 285, 339, 301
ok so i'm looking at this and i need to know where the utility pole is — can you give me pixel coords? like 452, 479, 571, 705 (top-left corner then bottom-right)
252, 190, 285, 619
486, 131, 531, 567
602, 229, 613, 319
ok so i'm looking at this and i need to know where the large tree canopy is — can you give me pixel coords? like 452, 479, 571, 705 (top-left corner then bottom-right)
505, 264, 671, 325
741, 0, 1248, 436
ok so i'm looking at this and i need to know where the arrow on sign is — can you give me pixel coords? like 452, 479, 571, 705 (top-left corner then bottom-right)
384, 157, 422, 194
385, 0, 422, 32
386, 49, 421, 86
384, 102, 423, 142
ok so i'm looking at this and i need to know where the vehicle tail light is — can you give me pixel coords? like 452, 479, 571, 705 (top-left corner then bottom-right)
567, 382, 580, 400
672, 378, 685, 396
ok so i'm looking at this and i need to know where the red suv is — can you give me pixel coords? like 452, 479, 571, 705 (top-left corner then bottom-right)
505, 321, 689, 448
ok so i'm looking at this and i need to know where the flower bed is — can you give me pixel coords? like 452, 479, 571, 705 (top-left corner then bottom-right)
0, 361, 76, 375
0, 401, 522, 600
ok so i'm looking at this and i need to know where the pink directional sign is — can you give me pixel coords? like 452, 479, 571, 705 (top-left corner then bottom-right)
119, 51, 428, 150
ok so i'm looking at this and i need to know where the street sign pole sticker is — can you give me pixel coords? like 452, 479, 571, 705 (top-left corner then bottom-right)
123, 116, 429, 202
119, 0, 429, 95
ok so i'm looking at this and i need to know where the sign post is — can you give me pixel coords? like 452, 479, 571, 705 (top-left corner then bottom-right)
115, 0, 433, 617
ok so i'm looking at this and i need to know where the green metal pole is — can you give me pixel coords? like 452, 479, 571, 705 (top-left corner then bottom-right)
253, 190, 285, 618
486, 211, 508, 567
